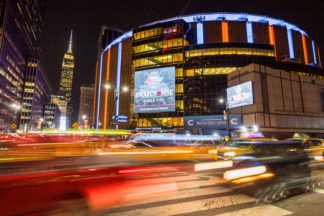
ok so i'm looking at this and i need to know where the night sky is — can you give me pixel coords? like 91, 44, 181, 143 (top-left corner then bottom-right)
41, 0, 324, 122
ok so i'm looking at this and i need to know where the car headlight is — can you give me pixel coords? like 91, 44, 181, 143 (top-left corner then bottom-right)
224, 151, 236, 157
208, 150, 218, 154
223, 165, 267, 180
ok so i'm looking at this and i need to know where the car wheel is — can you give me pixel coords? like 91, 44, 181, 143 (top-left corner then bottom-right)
255, 183, 288, 204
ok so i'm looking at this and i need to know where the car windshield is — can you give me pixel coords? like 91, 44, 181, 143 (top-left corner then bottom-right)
287, 139, 304, 144
250, 143, 303, 152
228, 141, 252, 148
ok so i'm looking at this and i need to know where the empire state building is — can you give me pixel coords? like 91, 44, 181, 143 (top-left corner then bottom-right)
59, 30, 74, 124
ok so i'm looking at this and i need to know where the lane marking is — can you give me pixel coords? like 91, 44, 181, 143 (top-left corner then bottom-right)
120, 186, 233, 206
177, 179, 220, 190
215, 204, 292, 216
107, 194, 254, 216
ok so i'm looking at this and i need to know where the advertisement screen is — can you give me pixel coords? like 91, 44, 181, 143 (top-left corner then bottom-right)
134, 66, 175, 113
227, 81, 253, 108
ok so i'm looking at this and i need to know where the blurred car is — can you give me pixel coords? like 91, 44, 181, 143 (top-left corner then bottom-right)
287, 138, 324, 158
209, 138, 278, 160
223, 141, 312, 203
190, 140, 220, 153
0, 162, 194, 216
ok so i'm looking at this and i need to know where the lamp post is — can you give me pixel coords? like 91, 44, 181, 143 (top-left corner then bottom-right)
219, 97, 231, 139
103, 82, 128, 129
39, 118, 44, 131
82, 114, 87, 129
10, 103, 21, 126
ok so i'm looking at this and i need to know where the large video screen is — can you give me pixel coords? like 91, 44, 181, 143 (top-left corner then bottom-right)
227, 81, 253, 108
134, 66, 175, 113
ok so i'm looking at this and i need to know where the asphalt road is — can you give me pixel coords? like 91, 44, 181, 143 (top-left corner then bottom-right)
1, 152, 324, 215
99, 168, 324, 216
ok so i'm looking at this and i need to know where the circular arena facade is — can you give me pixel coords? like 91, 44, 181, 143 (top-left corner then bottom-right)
92, 13, 323, 135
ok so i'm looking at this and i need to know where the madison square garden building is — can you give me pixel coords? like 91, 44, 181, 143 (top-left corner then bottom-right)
93, 13, 323, 137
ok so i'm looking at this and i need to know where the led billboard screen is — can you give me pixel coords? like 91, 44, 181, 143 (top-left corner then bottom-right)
227, 81, 253, 108
134, 66, 175, 113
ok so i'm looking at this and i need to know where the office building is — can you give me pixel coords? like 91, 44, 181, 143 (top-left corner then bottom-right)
19, 58, 52, 131
93, 13, 322, 135
228, 63, 324, 138
78, 83, 94, 128
0, 0, 46, 129
44, 103, 60, 129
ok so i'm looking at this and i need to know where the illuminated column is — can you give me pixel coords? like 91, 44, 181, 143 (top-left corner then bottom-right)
246, 21, 253, 43
103, 50, 111, 130
268, 25, 276, 60
317, 47, 322, 66
222, 20, 229, 43
312, 40, 317, 65
197, 22, 204, 44
96, 54, 103, 130
302, 35, 309, 65
287, 29, 295, 59
115, 42, 122, 129
92, 61, 98, 127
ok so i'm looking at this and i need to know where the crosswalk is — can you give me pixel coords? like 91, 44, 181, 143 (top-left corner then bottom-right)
101, 173, 293, 216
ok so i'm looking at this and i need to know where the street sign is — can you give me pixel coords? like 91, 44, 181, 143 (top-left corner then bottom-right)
72, 122, 79, 129
116, 115, 128, 123
184, 115, 242, 130
113, 115, 128, 123
11, 124, 17, 129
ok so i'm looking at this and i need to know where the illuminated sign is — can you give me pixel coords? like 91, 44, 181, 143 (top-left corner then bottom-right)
227, 81, 253, 108
113, 115, 128, 123
134, 66, 175, 113
184, 115, 242, 129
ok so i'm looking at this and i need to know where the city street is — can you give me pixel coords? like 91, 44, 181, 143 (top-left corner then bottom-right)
100, 169, 324, 216
1, 0, 324, 215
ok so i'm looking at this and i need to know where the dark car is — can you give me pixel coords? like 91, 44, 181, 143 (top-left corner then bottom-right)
223, 141, 313, 203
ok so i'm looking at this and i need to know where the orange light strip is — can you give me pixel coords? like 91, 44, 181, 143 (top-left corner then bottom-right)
302, 35, 309, 65
92, 60, 99, 127
103, 50, 111, 130
268, 25, 277, 60
317, 47, 322, 66
222, 20, 229, 43
232, 173, 274, 184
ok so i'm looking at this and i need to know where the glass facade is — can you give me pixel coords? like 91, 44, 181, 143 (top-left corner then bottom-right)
44, 103, 60, 129
130, 21, 279, 129
0, 0, 46, 129
19, 59, 52, 130
94, 13, 324, 132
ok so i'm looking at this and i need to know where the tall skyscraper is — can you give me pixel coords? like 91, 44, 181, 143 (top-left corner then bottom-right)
19, 58, 52, 131
0, 0, 46, 129
59, 30, 74, 125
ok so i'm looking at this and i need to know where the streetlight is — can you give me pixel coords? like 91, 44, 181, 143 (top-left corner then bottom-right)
11, 103, 21, 125
39, 118, 44, 130
219, 97, 231, 139
103, 81, 129, 128
241, 126, 248, 132
82, 114, 87, 129
122, 86, 128, 92
253, 125, 259, 132
104, 83, 111, 90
